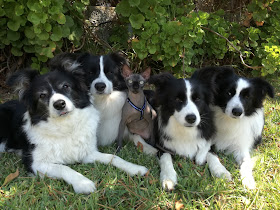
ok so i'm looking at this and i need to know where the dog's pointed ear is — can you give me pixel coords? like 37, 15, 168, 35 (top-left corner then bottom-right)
141, 67, 151, 80
121, 64, 133, 78
214, 67, 235, 82
109, 52, 127, 67
149, 73, 174, 89
6, 69, 39, 100
251, 77, 274, 99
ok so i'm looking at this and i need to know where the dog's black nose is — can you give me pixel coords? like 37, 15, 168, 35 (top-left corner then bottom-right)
232, 108, 243, 116
185, 114, 197, 124
53, 100, 66, 110
95, 82, 106, 92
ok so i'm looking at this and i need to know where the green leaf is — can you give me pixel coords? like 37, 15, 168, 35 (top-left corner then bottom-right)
148, 45, 157, 54
41, 0, 51, 7
137, 0, 150, 13
138, 51, 148, 60
15, 4, 25, 16
0, 7, 5, 16
40, 47, 54, 58
65, 16, 74, 28
154, 6, 165, 15
48, 6, 61, 15
116, 0, 131, 17
44, 23, 52, 32
27, 12, 41, 25
129, 0, 140, 7
7, 30, 20, 41
54, 13, 66, 24
37, 31, 49, 40
27, 1, 42, 13
23, 45, 35, 53
129, 14, 145, 29
161, 0, 171, 5
33, 26, 42, 34
11, 47, 23, 56
7, 20, 20, 31
37, 54, 49, 62
50, 26, 62, 41
61, 25, 70, 37
173, 34, 181, 43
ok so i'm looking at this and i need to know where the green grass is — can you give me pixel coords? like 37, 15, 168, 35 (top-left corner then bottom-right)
0, 78, 279, 209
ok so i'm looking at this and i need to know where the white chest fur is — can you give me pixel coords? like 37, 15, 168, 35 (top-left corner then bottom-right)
92, 91, 127, 146
23, 105, 100, 164
160, 115, 210, 160
211, 106, 264, 153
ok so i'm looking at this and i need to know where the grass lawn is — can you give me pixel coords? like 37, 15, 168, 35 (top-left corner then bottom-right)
0, 78, 279, 209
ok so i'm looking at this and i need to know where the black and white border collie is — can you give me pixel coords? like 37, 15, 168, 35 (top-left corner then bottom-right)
50, 52, 157, 154
0, 69, 148, 194
195, 66, 274, 189
149, 73, 231, 191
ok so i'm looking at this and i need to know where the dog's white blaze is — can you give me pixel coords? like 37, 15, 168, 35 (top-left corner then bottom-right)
225, 79, 250, 118
173, 80, 200, 127
90, 56, 113, 95
49, 93, 74, 118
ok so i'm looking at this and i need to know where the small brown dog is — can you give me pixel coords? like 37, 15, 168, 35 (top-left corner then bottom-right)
116, 65, 156, 152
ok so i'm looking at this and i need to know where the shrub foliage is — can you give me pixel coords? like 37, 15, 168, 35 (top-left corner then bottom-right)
113, 0, 280, 76
0, 0, 89, 72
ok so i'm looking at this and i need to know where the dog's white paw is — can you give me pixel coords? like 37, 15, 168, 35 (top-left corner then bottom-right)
242, 176, 256, 189
129, 166, 149, 176
143, 145, 158, 156
73, 178, 96, 194
216, 169, 232, 181
162, 179, 176, 191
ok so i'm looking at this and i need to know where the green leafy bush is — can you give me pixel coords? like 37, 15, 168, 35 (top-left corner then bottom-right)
0, 0, 89, 72
113, 0, 280, 76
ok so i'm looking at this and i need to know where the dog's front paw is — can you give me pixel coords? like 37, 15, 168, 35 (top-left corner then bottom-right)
143, 145, 158, 156
162, 179, 176, 191
128, 165, 149, 176
73, 178, 96, 194
216, 169, 232, 181
242, 176, 256, 190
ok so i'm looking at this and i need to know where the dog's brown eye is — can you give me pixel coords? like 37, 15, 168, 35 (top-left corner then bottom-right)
40, 93, 46, 99
139, 81, 144, 85
244, 93, 249, 99
63, 84, 69, 89
128, 80, 133, 84
176, 98, 183, 103
192, 95, 200, 101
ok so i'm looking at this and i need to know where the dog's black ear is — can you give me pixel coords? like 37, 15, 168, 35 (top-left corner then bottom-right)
251, 77, 274, 99
214, 67, 235, 82
109, 52, 127, 67
149, 73, 175, 89
49, 52, 88, 76
6, 69, 39, 100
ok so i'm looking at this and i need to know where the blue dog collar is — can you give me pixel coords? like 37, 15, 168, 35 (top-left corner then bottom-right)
127, 97, 146, 120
